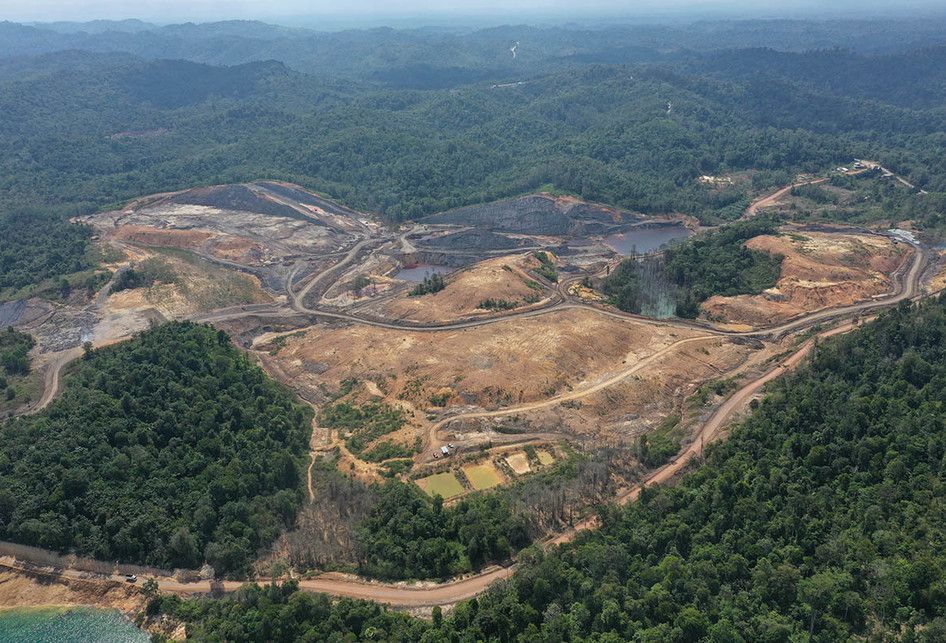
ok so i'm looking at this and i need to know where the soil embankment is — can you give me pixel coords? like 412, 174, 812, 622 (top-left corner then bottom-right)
702, 231, 910, 327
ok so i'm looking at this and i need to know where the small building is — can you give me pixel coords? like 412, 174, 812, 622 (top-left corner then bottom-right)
441, 446, 450, 456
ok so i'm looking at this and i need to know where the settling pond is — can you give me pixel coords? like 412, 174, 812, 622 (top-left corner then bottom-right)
394, 264, 452, 282
603, 225, 691, 256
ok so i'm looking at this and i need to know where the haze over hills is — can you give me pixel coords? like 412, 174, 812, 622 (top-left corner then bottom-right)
4, 17, 946, 83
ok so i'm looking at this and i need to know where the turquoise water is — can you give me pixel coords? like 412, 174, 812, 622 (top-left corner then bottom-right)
0, 607, 147, 643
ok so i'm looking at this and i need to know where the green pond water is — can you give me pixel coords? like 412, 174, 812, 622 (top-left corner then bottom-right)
0, 607, 147, 643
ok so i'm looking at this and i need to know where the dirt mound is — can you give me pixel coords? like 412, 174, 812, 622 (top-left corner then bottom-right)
111, 225, 265, 266
701, 231, 907, 327
255, 181, 364, 219
0, 567, 143, 612
422, 194, 638, 236
378, 254, 551, 323
261, 307, 699, 412
420, 230, 527, 252
105, 252, 272, 320
168, 184, 310, 222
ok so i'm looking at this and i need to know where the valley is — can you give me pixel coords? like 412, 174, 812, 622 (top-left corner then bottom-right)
3, 13, 946, 640
1, 167, 938, 614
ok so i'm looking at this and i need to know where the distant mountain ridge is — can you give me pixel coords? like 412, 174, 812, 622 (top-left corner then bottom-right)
3, 18, 946, 87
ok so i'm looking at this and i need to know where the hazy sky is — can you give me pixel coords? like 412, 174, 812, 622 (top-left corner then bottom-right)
2, 0, 944, 24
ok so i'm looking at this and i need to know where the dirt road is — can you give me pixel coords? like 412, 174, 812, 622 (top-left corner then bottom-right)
18, 347, 83, 416
291, 238, 383, 308
419, 333, 717, 460
269, 235, 922, 342
741, 177, 828, 220
549, 320, 857, 545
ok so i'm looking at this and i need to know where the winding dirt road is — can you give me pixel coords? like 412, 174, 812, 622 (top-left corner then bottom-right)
19, 347, 82, 416
266, 231, 922, 343
741, 177, 828, 220
419, 332, 718, 461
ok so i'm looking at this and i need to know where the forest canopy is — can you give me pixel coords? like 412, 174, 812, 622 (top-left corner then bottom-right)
0, 322, 312, 575
356, 481, 529, 581
0, 326, 34, 378
0, 210, 94, 299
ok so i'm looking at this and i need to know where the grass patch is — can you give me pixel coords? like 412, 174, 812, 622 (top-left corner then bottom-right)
268, 331, 306, 356
463, 463, 503, 490
416, 472, 465, 499
477, 298, 518, 311
639, 413, 682, 467
111, 257, 177, 292
533, 252, 558, 283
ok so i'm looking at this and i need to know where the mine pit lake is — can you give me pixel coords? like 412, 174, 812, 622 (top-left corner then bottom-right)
603, 225, 691, 255
394, 264, 452, 282
0, 607, 147, 642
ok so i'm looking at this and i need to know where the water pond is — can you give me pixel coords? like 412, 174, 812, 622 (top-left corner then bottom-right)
603, 225, 691, 256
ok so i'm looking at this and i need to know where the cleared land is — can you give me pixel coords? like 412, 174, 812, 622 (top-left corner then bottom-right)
259, 307, 703, 410
702, 230, 909, 327
462, 463, 504, 490
505, 452, 531, 474
378, 254, 554, 323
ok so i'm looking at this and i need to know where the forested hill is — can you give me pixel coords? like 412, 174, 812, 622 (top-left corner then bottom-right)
0, 322, 312, 576
159, 296, 946, 640
3, 48, 946, 224
5, 18, 946, 81
696, 46, 946, 108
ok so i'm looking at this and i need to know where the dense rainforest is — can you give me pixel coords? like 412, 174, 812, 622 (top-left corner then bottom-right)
155, 296, 946, 640
0, 327, 34, 378
0, 210, 97, 300
356, 482, 529, 581
602, 219, 783, 318
0, 322, 312, 575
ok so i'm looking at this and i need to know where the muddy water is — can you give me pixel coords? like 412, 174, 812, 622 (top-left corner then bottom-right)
394, 265, 451, 282
0, 607, 147, 642
603, 225, 691, 256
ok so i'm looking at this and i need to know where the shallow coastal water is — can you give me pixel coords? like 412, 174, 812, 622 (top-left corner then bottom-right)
603, 225, 691, 255
0, 607, 147, 643
394, 264, 451, 282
